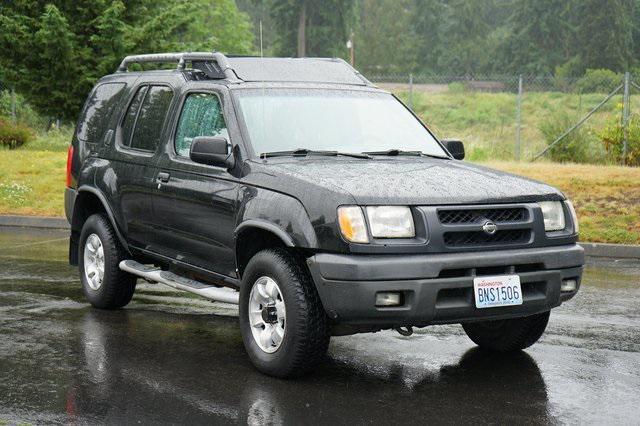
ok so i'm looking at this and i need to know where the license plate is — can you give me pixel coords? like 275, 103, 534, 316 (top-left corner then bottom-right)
473, 275, 523, 309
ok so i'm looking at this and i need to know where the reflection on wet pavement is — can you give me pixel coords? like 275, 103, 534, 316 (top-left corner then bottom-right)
1, 228, 639, 424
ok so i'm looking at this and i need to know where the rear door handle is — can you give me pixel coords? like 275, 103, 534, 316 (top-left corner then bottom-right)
157, 172, 170, 183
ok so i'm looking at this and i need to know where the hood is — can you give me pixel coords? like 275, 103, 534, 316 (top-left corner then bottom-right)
246, 157, 564, 205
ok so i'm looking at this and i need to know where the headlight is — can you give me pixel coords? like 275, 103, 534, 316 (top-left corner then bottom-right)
565, 200, 579, 233
366, 206, 415, 238
338, 206, 369, 243
539, 201, 565, 231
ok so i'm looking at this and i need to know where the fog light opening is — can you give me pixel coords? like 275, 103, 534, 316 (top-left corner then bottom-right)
375, 291, 403, 307
561, 279, 577, 292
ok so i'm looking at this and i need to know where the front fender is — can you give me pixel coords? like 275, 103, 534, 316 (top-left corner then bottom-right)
236, 186, 319, 249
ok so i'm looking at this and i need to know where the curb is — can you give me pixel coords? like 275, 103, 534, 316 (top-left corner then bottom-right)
579, 242, 640, 260
1, 215, 639, 259
0, 215, 69, 230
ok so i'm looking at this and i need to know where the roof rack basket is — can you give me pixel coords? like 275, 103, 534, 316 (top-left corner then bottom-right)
116, 52, 237, 80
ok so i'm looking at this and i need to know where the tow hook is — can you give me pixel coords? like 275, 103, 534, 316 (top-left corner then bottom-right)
395, 326, 413, 336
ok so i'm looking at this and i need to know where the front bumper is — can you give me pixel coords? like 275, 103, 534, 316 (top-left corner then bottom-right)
306, 244, 584, 328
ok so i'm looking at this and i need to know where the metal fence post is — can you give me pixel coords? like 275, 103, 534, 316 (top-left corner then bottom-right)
515, 75, 523, 161
11, 88, 17, 124
408, 73, 414, 111
622, 72, 630, 165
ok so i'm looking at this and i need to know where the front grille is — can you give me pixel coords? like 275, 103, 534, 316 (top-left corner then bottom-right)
438, 207, 527, 224
443, 229, 530, 248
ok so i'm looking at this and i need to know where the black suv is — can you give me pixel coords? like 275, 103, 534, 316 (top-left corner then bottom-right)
65, 52, 584, 377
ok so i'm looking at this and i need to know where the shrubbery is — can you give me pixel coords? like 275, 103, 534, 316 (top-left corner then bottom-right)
0, 119, 34, 149
599, 105, 640, 166
0, 91, 46, 130
538, 113, 603, 163
576, 69, 622, 93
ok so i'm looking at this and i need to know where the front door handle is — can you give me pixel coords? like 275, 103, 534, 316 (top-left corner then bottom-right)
157, 172, 170, 183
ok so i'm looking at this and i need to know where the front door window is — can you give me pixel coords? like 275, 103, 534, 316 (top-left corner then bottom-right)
175, 93, 228, 157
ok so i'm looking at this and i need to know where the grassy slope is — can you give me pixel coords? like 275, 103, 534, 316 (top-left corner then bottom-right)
395, 90, 637, 161
485, 161, 640, 244
1, 147, 638, 244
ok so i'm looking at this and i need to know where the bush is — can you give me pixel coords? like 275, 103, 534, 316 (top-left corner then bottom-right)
538, 113, 602, 163
0, 119, 34, 149
24, 125, 73, 152
576, 69, 622, 93
598, 105, 640, 166
0, 91, 47, 130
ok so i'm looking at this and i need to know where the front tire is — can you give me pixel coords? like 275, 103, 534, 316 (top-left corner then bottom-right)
462, 311, 550, 352
79, 214, 136, 309
239, 248, 329, 378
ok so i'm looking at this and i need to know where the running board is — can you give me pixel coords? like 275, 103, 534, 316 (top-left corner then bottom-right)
119, 260, 239, 304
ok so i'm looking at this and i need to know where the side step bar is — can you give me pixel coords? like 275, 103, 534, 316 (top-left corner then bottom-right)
119, 260, 239, 305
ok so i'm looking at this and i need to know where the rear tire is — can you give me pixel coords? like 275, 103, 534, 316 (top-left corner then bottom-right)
239, 248, 329, 378
79, 214, 136, 309
462, 311, 550, 352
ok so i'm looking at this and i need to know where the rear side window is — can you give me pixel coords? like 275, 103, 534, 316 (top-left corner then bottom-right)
131, 86, 173, 151
174, 93, 228, 157
77, 82, 126, 144
121, 86, 148, 148
120, 85, 173, 152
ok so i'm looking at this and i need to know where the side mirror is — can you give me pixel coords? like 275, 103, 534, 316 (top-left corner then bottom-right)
442, 139, 465, 160
189, 136, 234, 168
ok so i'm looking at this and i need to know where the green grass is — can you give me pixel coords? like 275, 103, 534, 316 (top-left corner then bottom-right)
0, 149, 66, 216
395, 89, 632, 161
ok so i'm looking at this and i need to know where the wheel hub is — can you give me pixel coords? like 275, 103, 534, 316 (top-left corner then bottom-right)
83, 233, 105, 291
248, 276, 286, 353
261, 306, 278, 324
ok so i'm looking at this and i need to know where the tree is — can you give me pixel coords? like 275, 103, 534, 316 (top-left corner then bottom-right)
497, 0, 574, 74
434, 0, 497, 74
0, 0, 254, 121
356, 0, 418, 74
573, 0, 635, 73
411, 0, 445, 74
269, 0, 356, 58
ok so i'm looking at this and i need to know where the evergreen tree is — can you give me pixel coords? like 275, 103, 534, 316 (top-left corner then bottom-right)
498, 0, 573, 74
356, 0, 418, 73
269, 0, 356, 58
573, 0, 634, 72
0, 0, 254, 120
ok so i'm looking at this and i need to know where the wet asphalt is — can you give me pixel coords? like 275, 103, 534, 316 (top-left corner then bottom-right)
0, 227, 639, 425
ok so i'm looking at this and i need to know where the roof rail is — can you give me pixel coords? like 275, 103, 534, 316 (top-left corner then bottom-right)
116, 52, 238, 81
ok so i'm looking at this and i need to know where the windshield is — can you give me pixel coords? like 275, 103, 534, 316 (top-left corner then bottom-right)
233, 89, 448, 157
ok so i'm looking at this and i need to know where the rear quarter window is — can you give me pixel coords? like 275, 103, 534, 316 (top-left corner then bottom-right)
120, 85, 173, 152
76, 82, 126, 144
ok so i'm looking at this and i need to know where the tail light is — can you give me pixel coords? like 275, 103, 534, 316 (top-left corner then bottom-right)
66, 145, 74, 188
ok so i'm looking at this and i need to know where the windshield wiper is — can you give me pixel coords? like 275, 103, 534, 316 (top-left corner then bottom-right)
364, 149, 448, 159
261, 148, 372, 159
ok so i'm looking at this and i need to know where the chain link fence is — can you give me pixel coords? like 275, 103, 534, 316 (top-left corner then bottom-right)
0, 80, 18, 124
367, 73, 637, 164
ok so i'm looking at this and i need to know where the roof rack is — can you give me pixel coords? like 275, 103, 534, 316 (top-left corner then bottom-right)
116, 52, 238, 81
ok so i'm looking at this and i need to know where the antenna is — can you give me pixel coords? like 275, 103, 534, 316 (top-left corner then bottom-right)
259, 20, 264, 59
259, 20, 266, 159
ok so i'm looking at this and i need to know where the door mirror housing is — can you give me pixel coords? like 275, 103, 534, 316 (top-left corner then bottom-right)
442, 139, 465, 160
189, 136, 234, 168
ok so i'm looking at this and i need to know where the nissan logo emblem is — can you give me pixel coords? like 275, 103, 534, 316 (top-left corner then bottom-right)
482, 221, 498, 235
